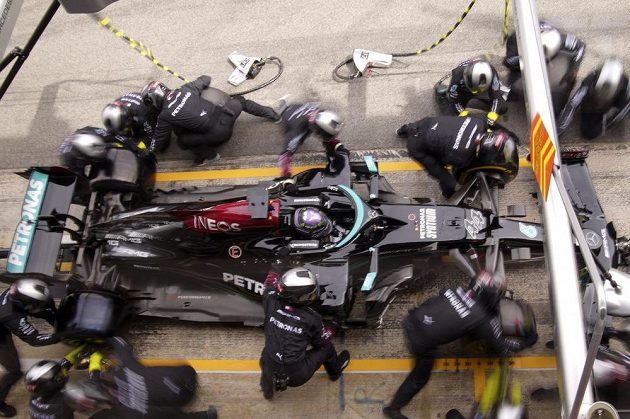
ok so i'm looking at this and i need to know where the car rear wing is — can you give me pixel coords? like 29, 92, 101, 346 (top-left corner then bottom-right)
4, 167, 79, 277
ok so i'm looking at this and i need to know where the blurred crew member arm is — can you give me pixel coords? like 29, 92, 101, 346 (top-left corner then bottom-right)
149, 117, 174, 153
4, 314, 59, 346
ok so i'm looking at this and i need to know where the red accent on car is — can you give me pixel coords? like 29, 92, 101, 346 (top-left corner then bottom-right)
181, 199, 280, 234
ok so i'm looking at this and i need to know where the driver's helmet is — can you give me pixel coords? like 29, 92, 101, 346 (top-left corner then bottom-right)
102, 101, 133, 135
9, 278, 53, 313
470, 270, 506, 308
540, 27, 562, 61
463, 60, 494, 94
278, 268, 319, 305
25, 360, 68, 398
498, 298, 537, 338
293, 207, 333, 238
467, 130, 520, 184
141, 80, 171, 110
586, 58, 625, 110
313, 110, 344, 138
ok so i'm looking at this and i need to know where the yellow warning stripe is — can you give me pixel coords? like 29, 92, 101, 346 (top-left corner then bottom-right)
142, 355, 555, 400
141, 356, 556, 372
155, 158, 531, 183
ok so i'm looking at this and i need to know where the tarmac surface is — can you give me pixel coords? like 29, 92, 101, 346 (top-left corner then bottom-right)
0, 0, 629, 418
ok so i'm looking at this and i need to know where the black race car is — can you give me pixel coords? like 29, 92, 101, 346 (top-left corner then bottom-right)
1, 134, 553, 335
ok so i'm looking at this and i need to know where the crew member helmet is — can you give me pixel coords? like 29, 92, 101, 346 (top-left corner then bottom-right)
314, 110, 344, 137
590, 58, 625, 110
498, 298, 537, 338
70, 133, 108, 160
141, 80, 171, 110
102, 102, 133, 135
293, 207, 333, 238
540, 27, 562, 61
470, 270, 506, 308
463, 60, 494, 94
9, 278, 53, 313
25, 360, 68, 398
278, 268, 319, 305
466, 130, 519, 184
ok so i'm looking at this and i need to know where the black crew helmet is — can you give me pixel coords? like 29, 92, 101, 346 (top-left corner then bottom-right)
463, 60, 494, 94
102, 101, 134, 135
458, 130, 519, 186
313, 110, 344, 138
587, 58, 625, 110
25, 360, 67, 398
10, 278, 53, 313
278, 268, 319, 305
141, 80, 171, 110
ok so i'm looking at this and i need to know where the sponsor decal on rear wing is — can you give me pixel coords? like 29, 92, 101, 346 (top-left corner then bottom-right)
5, 168, 77, 276
6, 171, 49, 273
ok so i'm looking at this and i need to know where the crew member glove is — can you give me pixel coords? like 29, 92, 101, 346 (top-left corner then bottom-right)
322, 325, 336, 344
264, 271, 280, 290
279, 152, 292, 178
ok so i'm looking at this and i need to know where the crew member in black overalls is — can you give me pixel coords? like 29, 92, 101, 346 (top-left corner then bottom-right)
504, 21, 585, 114
85, 337, 217, 419
382, 271, 538, 419
142, 77, 278, 165
259, 268, 350, 400
274, 100, 346, 177
434, 59, 507, 127
0, 279, 60, 418
557, 58, 630, 139
397, 115, 493, 198
25, 360, 74, 419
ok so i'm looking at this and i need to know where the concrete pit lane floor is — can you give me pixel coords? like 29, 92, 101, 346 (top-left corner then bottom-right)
0, 0, 629, 417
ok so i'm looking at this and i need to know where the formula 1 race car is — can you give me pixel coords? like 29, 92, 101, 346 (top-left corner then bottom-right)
0, 135, 626, 336
1, 132, 549, 334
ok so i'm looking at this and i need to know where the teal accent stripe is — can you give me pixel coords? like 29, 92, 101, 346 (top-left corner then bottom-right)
361, 272, 377, 291
364, 155, 378, 175
7, 171, 49, 273
335, 184, 365, 248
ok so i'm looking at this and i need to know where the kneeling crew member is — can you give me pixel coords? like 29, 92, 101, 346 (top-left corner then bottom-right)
260, 268, 350, 400
383, 271, 538, 419
142, 76, 278, 166
398, 115, 510, 198
435, 59, 507, 127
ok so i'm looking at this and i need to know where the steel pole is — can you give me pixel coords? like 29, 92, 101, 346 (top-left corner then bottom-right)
511, 0, 594, 417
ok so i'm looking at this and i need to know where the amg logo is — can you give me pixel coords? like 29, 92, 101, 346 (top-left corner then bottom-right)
193, 216, 241, 232
223, 273, 264, 295
418, 208, 437, 239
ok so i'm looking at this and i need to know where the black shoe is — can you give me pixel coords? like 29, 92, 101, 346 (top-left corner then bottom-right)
382, 405, 408, 419
328, 350, 350, 382
260, 375, 274, 400
396, 125, 408, 137
192, 152, 221, 167
0, 403, 16, 418
207, 404, 218, 419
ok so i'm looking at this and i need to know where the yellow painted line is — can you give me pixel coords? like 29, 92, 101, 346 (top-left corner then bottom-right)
141, 355, 555, 372
58, 262, 72, 272
155, 158, 531, 182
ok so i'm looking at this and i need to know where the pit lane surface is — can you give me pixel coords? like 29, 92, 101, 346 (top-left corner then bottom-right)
0, 0, 630, 418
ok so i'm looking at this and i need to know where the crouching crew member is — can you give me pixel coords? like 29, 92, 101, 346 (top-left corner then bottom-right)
382, 271, 538, 419
259, 268, 350, 400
